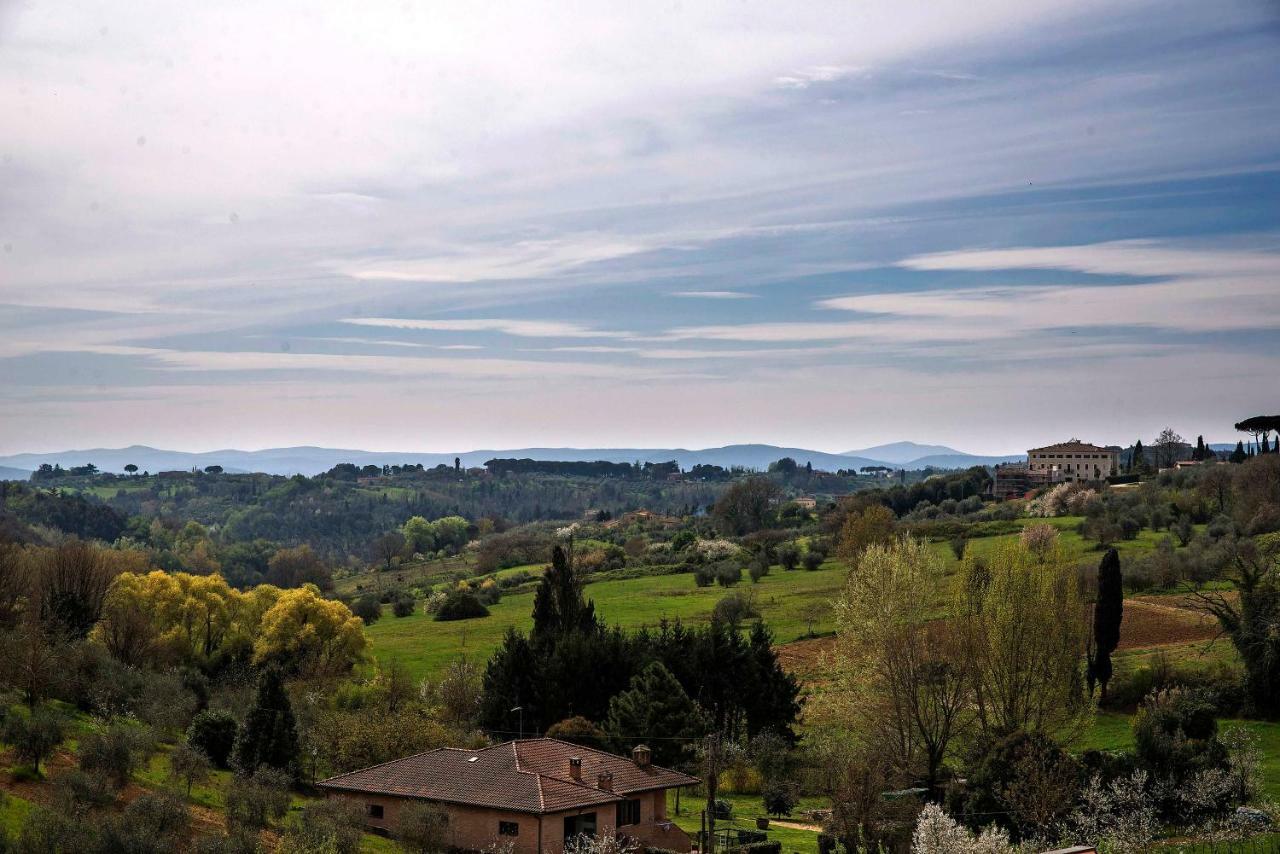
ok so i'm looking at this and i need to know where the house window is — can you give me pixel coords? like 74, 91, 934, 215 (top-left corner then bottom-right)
367, 804, 384, 819
499, 821, 520, 836
564, 813, 597, 840
617, 799, 642, 826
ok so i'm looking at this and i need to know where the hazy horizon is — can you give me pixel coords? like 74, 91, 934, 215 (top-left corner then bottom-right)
3, 1, 1278, 454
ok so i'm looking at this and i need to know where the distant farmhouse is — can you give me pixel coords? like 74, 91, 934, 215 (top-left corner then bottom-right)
318, 739, 697, 853
993, 439, 1120, 500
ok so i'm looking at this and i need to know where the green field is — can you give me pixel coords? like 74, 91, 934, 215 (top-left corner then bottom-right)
366, 515, 1188, 682
367, 559, 849, 683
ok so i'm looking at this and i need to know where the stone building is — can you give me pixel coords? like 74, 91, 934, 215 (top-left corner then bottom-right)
1026, 440, 1119, 482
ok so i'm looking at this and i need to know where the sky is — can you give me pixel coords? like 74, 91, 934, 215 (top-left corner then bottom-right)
1, 0, 1278, 456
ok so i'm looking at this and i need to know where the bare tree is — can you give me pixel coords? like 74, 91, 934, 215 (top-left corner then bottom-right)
1152, 427, 1186, 470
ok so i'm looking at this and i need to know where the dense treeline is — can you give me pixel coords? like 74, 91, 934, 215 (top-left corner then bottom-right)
479, 544, 800, 759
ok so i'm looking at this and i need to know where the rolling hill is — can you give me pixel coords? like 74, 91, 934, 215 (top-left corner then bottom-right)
0, 442, 1023, 478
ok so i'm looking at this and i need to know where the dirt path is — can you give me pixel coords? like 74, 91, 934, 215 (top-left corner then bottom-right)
769, 819, 824, 833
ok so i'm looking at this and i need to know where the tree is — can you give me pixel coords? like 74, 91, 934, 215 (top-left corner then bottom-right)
2, 705, 64, 775
170, 741, 213, 795
432, 656, 483, 729
401, 516, 437, 554
0, 619, 69, 707
36, 539, 120, 638
531, 545, 597, 642
266, 545, 331, 590
124, 464, 138, 475
833, 538, 969, 793
187, 710, 239, 769
1231, 440, 1248, 464
351, 593, 381, 624
545, 716, 609, 749
233, 668, 300, 778
1187, 535, 1280, 716
711, 477, 782, 536
1193, 435, 1208, 461
253, 586, 368, 677
372, 530, 406, 571
835, 505, 896, 566
1130, 440, 1146, 474
1235, 415, 1280, 455
957, 537, 1087, 739
225, 766, 292, 831
79, 721, 154, 788
204, 465, 224, 475
776, 543, 800, 571
605, 662, 707, 768
1153, 428, 1186, 470
1087, 548, 1123, 701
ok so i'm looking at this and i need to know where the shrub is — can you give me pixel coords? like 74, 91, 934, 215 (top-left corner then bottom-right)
712, 591, 760, 628
956, 730, 1079, 840
187, 709, 238, 769
351, 594, 381, 624
801, 550, 824, 571
434, 591, 490, 621
396, 800, 451, 854
17, 806, 98, 852
693, 566, 716, 587
391, 592, 416, 618
747, 553, 770, 583
1133, 687, 1226, 788
1102, 653, 1245, 714
715, 563, 742, 587
761, 780, 798, 817
279, 798, 364, 854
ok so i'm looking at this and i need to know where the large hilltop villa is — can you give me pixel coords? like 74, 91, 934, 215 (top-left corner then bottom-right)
992, 440, 1121, 500
318, 739, 698, 854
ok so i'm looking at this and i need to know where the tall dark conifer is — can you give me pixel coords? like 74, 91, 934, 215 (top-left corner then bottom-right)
233, 667, 300, 778
1130, 440, 1146, 473
1088, 549, 1123, 700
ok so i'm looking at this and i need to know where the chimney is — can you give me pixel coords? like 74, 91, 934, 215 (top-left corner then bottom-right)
569, 757, 582, 781
597, 771, 613, 791
631, 745, 652, 768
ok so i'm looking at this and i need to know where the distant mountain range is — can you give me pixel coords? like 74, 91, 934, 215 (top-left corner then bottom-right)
0, 442, 1026, 480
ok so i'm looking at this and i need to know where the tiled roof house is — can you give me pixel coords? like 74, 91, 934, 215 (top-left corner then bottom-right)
318, 739, 699, 853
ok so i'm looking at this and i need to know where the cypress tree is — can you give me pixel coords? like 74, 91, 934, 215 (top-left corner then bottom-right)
1194, 435, 1206, 460
1130, 440, 1145, 473
1231, 441, 1247, 464
233, 668, 300, 778
1088, 549, 1123, 700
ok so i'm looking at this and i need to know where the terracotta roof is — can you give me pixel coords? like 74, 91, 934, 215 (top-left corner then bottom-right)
1027, 440, 1114, 454
317, 739, 698, 814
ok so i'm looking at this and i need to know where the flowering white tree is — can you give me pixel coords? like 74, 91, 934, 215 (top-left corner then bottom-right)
1065, 771, 1158, 854
911, 803, 1016, 854
564, 834, 640, 854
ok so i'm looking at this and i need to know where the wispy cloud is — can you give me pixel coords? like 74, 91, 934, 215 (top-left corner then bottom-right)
341, 318, 624, 339
670, 290, 756, 299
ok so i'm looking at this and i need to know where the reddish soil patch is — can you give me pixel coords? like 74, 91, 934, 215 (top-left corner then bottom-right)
1117, 595, 1223, 651
775, 636, 836, 680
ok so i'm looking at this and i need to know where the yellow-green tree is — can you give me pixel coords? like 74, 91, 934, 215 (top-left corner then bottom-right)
957, 538, 1088, 739
832, 537, 969, 792
253, 586, 368, 677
